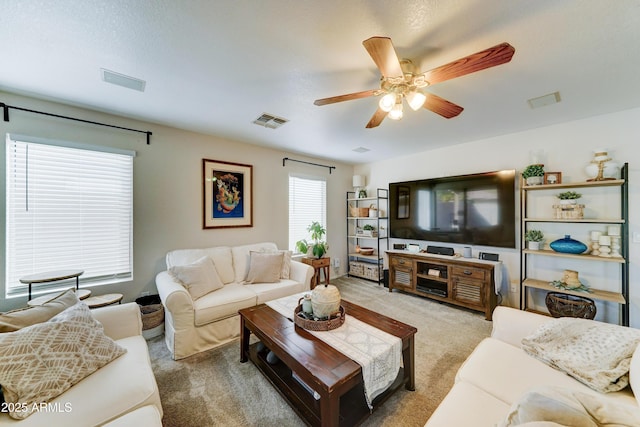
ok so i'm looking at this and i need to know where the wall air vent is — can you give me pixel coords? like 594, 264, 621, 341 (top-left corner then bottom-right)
100, 68, 146, 92
253, 113, 288, 129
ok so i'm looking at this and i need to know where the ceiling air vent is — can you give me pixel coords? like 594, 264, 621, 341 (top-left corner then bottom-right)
353, 147, 371, 153
253, 113, 288, 129
100, 68, 146, 92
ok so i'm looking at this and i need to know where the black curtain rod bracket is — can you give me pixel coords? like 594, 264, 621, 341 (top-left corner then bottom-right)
1, 101, 152, 144
282, 157, 336, 174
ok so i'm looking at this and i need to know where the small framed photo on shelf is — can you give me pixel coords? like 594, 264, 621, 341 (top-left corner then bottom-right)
544, 172, 562, 185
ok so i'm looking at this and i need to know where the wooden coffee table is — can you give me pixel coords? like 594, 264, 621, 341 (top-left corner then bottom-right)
239, 300, 417, 427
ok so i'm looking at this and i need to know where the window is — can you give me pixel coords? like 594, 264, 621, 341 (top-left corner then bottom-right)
5, 134, 135, 297
288, 175, 326, 253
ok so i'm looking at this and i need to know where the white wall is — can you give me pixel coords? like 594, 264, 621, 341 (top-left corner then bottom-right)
0, 91, 353, 312
355, 107, 640, 327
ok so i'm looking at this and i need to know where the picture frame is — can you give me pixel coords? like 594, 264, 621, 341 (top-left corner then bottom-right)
544, 172, 562, 185
203, 159, 253, 229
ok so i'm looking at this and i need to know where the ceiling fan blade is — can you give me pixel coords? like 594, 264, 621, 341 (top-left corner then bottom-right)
423, 43, 515, 85
366, 107, 388, 128
423, 93, 464, 118
362, 37, 404, 78
314, 89, 378, 106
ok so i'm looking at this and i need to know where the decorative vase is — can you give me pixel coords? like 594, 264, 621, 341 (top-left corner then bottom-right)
311, 284, 341, 319
550, 235, 588, 254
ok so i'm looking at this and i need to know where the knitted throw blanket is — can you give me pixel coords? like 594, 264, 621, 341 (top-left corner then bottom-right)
522, 317, 640, 393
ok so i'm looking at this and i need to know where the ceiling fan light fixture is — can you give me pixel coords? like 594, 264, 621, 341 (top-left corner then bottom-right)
388, 101, 403, 120
407, 90, 427, 111
378, 93, 396, 112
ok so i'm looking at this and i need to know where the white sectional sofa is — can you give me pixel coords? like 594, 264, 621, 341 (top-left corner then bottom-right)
0, 302, 162, 427
156, 242, 314, 360
425, 306, 640, 426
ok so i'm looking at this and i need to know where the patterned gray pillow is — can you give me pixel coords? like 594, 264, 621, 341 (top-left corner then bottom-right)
0, 302, 126, 419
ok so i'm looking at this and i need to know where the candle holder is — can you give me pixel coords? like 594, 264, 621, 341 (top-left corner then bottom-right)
598, 235, 612, 258
589, 231, 602, 256
610, 236, 622, 258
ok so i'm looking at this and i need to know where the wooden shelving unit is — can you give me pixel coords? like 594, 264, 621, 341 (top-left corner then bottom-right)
346, 189, 388, 284
520, 164, 629, 325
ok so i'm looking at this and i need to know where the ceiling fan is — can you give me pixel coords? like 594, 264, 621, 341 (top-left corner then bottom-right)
314, 37, 515, 128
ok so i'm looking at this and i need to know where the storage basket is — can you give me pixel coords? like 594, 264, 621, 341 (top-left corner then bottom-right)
135, 295, 165, 338
545, 292, 596, 319
552, 204, 585, 219
362, 264, 381, 280
349, 261, 364, 276
349, 205, 370, 217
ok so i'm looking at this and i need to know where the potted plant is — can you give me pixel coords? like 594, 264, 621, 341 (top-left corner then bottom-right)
296, 221, 328, 258
557, 191, 582, 205
525, 229, 544, 250
357, 224, 377, 237
522, 164, 545, 185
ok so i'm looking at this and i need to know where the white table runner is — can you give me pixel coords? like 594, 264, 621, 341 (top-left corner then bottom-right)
266, 292, 402, 409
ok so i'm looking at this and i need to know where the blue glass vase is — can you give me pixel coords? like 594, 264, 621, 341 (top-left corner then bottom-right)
550, 235, 588, 254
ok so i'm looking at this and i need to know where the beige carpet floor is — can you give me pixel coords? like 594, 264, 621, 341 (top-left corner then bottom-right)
148, 276, 492, 426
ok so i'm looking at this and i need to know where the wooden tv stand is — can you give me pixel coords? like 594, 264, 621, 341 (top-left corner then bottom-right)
386, 250, 498, 320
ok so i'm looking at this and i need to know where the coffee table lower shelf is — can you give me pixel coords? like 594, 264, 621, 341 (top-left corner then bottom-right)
247, 342, 406, 427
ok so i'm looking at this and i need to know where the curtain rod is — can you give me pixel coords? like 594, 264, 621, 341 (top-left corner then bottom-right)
1, 102, 153, 144
282, 157, 336, 174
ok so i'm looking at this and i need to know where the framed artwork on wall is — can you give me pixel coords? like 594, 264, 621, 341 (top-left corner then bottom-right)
544, 172, 562, 185
203, 159, 253, 229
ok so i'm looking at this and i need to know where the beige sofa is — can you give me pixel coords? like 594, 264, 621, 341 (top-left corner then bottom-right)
0, 302, 162, 427
426, 306, 640, 426
156, 242, 314, 360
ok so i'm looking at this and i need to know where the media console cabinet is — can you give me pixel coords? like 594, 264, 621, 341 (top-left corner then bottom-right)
386, 250, 498, 320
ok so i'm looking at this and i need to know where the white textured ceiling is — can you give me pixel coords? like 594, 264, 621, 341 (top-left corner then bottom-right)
1, 0, 639, 164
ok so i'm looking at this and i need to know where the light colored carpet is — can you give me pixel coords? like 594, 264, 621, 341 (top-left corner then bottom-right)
148, 276, 493, 426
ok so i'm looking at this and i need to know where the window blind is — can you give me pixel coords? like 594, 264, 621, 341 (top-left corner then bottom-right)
288, 175, 326, 253
5, 134, 134, 297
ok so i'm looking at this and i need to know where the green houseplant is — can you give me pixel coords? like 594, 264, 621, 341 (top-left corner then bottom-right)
522, 164, 545, 185
557, 191, 582, 204
296, 221, 328, 258
525, 229, 544, 250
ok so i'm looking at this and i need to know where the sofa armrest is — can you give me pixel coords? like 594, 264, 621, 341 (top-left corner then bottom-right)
92, 302, 142, 340
156, 271, 195, 331
290, 260, 314, 291
491, 306, 551, 348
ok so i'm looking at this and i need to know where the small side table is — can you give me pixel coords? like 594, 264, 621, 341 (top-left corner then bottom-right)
20, 269, 84, 301
84, 293, 124, 309
28, 289, 92, 307
301, 257, 330, 290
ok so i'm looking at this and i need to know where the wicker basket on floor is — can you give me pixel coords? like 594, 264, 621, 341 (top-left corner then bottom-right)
140, 304, 165, 330
545, 292, 596, 319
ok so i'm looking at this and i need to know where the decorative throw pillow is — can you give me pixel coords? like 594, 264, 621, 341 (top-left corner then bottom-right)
246, 251, 284, 284
0, 302, 127, 420
168, 256, 224, 300
0, 289, 79, 333
500, 386, 640, 427
259, 248, 292, 279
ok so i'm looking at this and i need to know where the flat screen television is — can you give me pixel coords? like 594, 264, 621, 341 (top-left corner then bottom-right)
389, 170, 516, 248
